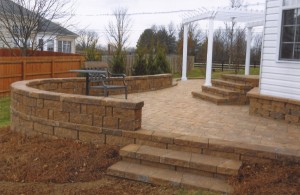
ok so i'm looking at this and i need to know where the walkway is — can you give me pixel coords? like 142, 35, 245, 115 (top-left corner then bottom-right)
117, 80, 300, 151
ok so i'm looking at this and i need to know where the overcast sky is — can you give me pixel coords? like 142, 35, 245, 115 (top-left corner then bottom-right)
72, 0, 265, 48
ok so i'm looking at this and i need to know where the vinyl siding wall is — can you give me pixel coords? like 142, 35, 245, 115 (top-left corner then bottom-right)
260, 0, 300, 100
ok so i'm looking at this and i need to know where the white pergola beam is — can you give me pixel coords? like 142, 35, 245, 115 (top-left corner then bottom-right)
246, 20, 265, 28
183, 11, 214, 24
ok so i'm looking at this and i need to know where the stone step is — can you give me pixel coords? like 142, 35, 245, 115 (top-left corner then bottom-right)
192, 91, 229, 105
120, 144, 242, 178
221, 74, 259, 87
107, 161, 233, 194
202, 85, 240, 99
212, 79, 253, 93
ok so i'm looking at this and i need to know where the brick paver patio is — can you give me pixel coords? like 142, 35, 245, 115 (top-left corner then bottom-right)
117, 80, 300, 151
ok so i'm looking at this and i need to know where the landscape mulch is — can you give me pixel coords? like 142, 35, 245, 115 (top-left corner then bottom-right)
0, 126, 299, 195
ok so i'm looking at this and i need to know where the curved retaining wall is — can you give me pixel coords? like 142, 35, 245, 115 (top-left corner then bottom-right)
30, 74, 173, 96
10, 74, 173, 144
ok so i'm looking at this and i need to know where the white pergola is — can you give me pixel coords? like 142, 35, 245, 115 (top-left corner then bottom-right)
181, 7, 264, 86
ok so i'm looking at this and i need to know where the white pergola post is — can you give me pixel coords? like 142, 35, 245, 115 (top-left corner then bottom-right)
245, 27, 252, 75
204, 18, 214, 86
181, 24, 188, 81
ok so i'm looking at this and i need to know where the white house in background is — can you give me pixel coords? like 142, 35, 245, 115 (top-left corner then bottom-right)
0, 0, 77, 54
260, 0, 300, 100
35, 22, 77, 54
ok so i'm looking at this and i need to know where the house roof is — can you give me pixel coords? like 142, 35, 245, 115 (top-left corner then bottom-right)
39, 19, 77, 37
0, 0, 77, 36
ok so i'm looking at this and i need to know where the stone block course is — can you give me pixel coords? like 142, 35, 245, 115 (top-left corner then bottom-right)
167, 144, 201, 153
174, 135, 208, 148
70, 113, 93, 126
119, 118, 138, 130
86, 105, 105, 115
34, 123, 54, 135
106, 135, 134, 147
53, 111, 70, 122
136, 139, 167, 149
103, 117, 119, 129
203, 149, 240, 161
248, 88, 300, 125
92, 115, 103, 127
44, 100, 61, 110
62, 102, 81, 113
76, 124, 102, 133
54, 127, 78, 139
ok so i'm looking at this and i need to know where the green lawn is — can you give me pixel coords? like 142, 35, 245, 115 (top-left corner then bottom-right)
173, 67, 260, 79
0, 96, 11, 127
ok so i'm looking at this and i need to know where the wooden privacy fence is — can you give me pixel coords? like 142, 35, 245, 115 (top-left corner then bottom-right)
102, 54, 194, 75
0, 55, 84, 95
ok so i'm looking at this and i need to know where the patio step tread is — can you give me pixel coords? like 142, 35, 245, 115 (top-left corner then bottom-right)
120, 144, 242, 176
107, 161, 233, 194
192, 91, 229, 105
212, 79, 253, 90
221, 74, 259, 83
202, 85, 240, 97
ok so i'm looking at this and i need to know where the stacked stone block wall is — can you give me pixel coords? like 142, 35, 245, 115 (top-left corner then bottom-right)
248, 88, 300, 125
11, 79, 145, 144
11, 74, 173, 145
29, 74, 173, 96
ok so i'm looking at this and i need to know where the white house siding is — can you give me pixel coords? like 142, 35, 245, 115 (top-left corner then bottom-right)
260, 0, 300, 100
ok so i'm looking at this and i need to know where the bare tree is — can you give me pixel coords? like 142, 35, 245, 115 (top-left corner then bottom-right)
213, 28, 228, 68
105, 7, 131, 73
233, 28, 246, 73
76, 30, 99, 50
76, 29, 101, 61
106, 7, 131, 51
177, 23, 204, 57
225, 0, 244, 66
251, 33, 263, 68
0, 0, 74, 56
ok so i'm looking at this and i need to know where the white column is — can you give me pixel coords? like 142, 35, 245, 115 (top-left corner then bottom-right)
181, 24, 188, 81
204, 18, 214, 86
245, 27, 252, 75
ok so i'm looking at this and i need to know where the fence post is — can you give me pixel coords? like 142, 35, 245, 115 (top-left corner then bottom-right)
22, 60, 26, 80
51, 60, 55, 78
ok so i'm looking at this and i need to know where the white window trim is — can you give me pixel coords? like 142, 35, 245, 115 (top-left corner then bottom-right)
57, 40, 72, 53
276, 0, 300, 63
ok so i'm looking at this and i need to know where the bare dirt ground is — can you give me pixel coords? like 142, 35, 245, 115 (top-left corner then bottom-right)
0, 126, 299, 195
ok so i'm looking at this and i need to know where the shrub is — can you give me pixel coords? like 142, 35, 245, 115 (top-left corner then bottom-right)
147, 51, 161, 75
111, 48, 126, 74
133, 49, 147, 76
155, 47, 170, 73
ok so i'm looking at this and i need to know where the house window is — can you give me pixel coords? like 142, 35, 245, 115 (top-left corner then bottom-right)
280, 0, 300, 60
47, 39, 54, 51
38, 39, 44, 51
57, 41, 71, 53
